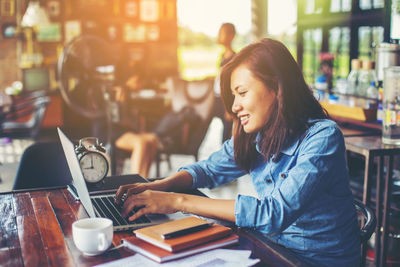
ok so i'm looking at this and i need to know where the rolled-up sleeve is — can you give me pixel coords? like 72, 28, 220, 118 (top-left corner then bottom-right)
235, 123, 347, 234
179, 138, 247, 189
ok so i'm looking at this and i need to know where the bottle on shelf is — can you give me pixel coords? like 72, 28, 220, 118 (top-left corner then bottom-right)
358, 60, 378, 97
347, 59, 361, 95
366, 81, 379, 99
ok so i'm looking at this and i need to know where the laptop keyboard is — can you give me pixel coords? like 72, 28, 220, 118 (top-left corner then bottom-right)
91, 196, 150, 226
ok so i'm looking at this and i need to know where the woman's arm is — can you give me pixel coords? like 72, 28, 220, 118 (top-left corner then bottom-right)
121, 190, 236, 223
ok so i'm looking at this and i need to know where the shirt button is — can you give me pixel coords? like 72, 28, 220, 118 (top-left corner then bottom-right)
266, 179, 272, 183
281, 173, 287, 178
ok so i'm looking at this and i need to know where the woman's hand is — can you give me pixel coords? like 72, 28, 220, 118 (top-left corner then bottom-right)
115, 182, 159, 205
122, 190, 181, 221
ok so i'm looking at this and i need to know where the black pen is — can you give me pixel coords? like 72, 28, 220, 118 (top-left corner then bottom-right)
161, 223, 214, 239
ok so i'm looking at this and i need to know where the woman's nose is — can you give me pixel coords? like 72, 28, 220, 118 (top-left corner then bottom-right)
232, 100, 241, 113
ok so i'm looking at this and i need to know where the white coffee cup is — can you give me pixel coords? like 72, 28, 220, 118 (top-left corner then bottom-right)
72, 217, 113, 256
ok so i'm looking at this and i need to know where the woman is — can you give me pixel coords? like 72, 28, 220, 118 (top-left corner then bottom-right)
115, 38, 360, 266
214, 22, 236, 142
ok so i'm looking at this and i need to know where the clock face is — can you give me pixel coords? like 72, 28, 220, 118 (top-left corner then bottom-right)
79, 152, 108, 183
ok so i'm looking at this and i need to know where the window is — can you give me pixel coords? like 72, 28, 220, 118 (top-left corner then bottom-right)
303, 28, 322, 84
297, 0, 389, 88
176, 0, 251, 80
329, 27, 350, 80
358, 26, 384, 61
330, 0, 351, 12
360, 0, 384, 10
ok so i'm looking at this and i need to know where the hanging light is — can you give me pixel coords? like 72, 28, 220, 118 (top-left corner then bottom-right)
21, 1, 50, 28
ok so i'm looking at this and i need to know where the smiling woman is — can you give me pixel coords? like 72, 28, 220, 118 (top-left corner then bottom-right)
115, 38, 361, 267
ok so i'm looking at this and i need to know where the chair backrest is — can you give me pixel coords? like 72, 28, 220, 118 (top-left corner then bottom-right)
1, 92, 51, 140
168, 77, 215, 122
12, 141, 72, 190
165, 77, 215, 155
354, 198, 376, 244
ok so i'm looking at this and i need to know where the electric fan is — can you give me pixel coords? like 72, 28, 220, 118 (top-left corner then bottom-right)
57, 35, 118, 119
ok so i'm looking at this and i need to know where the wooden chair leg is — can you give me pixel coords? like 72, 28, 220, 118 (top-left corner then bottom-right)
155, 152, 161, 178
167, 154, 172, 170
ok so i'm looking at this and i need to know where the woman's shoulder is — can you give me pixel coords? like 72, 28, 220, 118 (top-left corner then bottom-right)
308, 118, 338, 130
305, 119, 342, 138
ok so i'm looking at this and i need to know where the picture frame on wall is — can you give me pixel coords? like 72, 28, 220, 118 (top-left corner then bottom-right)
0, 0, 15, 16
140, 0, 159, 22
147, 24, 159, 41
107, 24, 120, 41
37, 23, 62, 42
165, 0, 176, 20
125, 0, 138, 17
47, 0, 61, 18
123, 23, 146, 42
127, 46, 146, 62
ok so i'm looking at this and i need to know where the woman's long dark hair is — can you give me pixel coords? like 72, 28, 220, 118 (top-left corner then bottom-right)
220, 38, 328, 171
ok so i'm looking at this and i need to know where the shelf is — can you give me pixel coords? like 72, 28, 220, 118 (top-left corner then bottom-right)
320, 100, 377, 121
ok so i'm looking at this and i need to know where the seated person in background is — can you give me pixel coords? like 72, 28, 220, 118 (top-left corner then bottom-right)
115, 131, 158, 178
114, 52, 160, 178
115, 38, 360, 267
115, 106, 200, 178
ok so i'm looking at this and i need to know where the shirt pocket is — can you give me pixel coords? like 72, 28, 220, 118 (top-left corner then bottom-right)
270, 169, 289, 190
257, 172, 275, 198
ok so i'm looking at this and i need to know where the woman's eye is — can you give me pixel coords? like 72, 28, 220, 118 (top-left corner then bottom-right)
238, 91, 247, 96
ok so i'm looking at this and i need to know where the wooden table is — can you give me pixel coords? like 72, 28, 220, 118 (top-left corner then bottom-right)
0, 188, 308, 267
345, 136, 400, 267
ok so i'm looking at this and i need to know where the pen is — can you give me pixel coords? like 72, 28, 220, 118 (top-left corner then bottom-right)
161, 223, 214, 239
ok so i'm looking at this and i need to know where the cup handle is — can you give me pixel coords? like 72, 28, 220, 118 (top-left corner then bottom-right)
98, 233, 106, 251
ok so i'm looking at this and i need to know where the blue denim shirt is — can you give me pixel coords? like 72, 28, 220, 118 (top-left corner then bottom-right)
179, 119, 360, 267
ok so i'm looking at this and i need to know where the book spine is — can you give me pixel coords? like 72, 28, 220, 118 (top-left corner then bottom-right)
121, 240, 162, 263
173, 231, 230, 252
134, 233, 173, 252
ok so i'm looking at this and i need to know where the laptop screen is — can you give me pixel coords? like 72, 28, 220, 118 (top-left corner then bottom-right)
57, 128, 96, 218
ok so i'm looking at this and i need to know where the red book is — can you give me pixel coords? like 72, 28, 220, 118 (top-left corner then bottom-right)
122, 234, 239, 263
133, 217, 233, 252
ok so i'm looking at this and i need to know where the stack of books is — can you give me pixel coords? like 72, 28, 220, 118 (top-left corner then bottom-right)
121, 216, 239, 263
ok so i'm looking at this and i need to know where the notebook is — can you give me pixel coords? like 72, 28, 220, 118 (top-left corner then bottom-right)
57, 127, 186, 232
122, 234, 239, 263
134, 217, 233, 252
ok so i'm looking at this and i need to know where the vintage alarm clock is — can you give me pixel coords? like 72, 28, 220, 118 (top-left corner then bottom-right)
75, 137, 110, 183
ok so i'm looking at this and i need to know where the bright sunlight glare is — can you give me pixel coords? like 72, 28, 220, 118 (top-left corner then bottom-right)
177, 0, 251, 37
268, 0, 297, 35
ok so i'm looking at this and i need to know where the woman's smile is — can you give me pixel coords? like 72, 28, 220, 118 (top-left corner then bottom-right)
239, 114, 250, 126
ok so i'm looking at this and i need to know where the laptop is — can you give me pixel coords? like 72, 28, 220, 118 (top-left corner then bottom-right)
57, 127, 185, 231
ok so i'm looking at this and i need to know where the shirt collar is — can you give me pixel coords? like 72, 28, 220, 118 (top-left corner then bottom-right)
280, 138, 300, 156
254, 119, 319, 157
255, 132, 301, 156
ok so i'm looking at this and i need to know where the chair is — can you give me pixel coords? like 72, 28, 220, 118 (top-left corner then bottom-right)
354, 198, 376, 266
12, 141, 72, 190
154, 77, 215, 177
0, 91, 51, 140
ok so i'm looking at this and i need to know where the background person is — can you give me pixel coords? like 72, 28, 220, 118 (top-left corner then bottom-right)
115, 38, 360, 267
115, 106, 200, 178
214, 23, 236, 143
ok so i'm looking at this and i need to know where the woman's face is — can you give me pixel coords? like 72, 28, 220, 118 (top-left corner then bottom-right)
230, 64, 276, 133
217, 26, 232, 46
